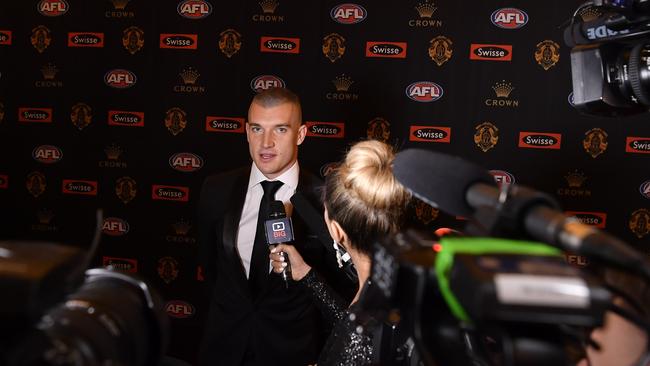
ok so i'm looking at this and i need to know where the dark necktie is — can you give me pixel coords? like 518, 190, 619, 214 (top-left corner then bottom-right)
249, 180, 284, 296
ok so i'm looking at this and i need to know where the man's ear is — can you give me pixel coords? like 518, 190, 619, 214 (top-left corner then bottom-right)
297, 124, 307, 146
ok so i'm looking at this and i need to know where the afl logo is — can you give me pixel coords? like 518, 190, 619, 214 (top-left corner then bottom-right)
640, 180, 650, 199
331, 4, 367, 24
37, 0, 69, 16
250, 75, 285, 93
491, 8, 528, 29
489, 170, 515, 186
33, 145, 63, 164
406, 81, 443, 102
169, 152, 204, 172
177, 0, 212, 19
102, 217, 130, 236
104, 69, 137, 89
165, 300, 196, 318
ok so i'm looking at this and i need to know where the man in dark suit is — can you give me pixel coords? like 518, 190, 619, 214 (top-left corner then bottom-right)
198, 87, 351, 366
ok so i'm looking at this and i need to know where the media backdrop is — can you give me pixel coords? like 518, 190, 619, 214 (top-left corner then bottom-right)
1, 0, 649, 363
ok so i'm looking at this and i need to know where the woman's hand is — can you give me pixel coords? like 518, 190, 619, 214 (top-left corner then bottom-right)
269, 244, 311, 281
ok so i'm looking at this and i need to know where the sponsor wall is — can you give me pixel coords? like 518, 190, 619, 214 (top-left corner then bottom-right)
1, 0, 650, 363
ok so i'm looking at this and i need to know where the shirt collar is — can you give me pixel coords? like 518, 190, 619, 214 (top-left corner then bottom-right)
248, 161, 299, 192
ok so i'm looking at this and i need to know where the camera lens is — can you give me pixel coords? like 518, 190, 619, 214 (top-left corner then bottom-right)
611, 42, 650, 106
11, 269, 168, 366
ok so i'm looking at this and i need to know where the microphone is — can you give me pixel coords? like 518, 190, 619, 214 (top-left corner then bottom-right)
265, 200, 294, 288
393, 148, 650, 280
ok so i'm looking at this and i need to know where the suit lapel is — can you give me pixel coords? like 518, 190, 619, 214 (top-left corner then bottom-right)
222, 169, 251, 297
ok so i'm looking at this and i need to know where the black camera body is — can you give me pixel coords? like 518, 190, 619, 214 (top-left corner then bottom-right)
565, 0, 650, 116
0, 240, 168, 366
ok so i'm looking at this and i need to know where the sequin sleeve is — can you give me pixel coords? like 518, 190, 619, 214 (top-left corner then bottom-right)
299, 269, 348, 324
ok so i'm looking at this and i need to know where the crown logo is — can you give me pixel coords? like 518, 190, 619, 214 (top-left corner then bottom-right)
111, 0, 130, 10
104, 143, 123, 160
333, 74, 353, 92
173, 219, 191, 235
259, 0, 279, 13
565, 170, 587, 188
179, 67, 200, 85
415, 1, 437, 18
37, 208, 54, 224
41, 63, 58, 80
492, 80, 514, 98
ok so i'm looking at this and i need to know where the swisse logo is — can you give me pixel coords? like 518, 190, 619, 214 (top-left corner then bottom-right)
165, 300, 195, 318
518, 132, 562, 149
406, 81, 443, 102
152, 185, 189, 202
108, 110, 144, 127
177, 0, 212, 19
32, 145, 63, 163
169, 152, 204, 172
102, 256, 137, 273
18, 108, 53, 123
470, 44, 512, 61
68, 32, 104, 47
260, 36, 300, 54
104, 69, 137, 88
565, 211, 607, 229
489, 170, 515, 186
62, 179, 98, 196
331, 3, 367, 24
38, 0, 68, 16
160, 34, 198, 49
409, 126, 451, 143
250, 75, 285, 93
491, 8, 528, 29
306, 122, 345, 138
205, 116, 245, 133
625, 137, 650, 154
366, 41, 407, 58
0, 30, 12, 45
102, 217, 130, 236
0, 175, 7, 189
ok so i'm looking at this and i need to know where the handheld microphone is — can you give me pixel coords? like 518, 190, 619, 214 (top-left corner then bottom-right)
393, 148, 650, 281
265, 200, 294, 288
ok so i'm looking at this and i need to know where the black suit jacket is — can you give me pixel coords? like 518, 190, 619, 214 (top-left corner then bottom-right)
197, 166, 351, 366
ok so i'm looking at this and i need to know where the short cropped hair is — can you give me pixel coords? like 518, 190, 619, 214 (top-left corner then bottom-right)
251, 87, 302, 123
324, 140, 411, 255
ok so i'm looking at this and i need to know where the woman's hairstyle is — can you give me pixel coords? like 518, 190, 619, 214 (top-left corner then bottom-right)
324, 140, 411, 255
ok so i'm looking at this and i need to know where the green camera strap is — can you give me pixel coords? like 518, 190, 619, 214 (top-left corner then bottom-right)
434, 237, 562, 324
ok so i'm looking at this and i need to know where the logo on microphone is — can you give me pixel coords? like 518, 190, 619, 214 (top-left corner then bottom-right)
629, 209, 650, 238
272, 222, 285, 231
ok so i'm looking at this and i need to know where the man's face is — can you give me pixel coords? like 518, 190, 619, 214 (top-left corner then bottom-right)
246, 101, 306, 179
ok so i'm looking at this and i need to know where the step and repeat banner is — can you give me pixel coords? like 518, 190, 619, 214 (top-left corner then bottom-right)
1, 0, 649, 363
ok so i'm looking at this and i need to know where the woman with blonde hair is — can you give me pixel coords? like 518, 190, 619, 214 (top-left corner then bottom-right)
269, 139, 411, 365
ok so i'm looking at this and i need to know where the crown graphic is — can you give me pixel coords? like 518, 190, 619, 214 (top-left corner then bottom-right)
579, 7, 601, 22
41, 63, 58, 80
173, 219, 191, 235
415, 1, 437, 18
180, 67, 200, 85
104, 143, 122, 160
565, 170, 587, 188
111, 0, 130, 10
333, 74, 353, 92
37, 208, 54, 224
259, 0, 279, 13
492, 80, 514, 98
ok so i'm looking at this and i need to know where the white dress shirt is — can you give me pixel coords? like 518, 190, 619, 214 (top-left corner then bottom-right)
236, 161, 299, 278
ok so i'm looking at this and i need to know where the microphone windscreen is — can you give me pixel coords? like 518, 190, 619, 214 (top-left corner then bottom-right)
393, 149, 496, 216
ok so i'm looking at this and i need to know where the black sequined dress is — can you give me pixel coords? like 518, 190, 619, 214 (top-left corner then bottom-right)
300, 269, 375, 366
